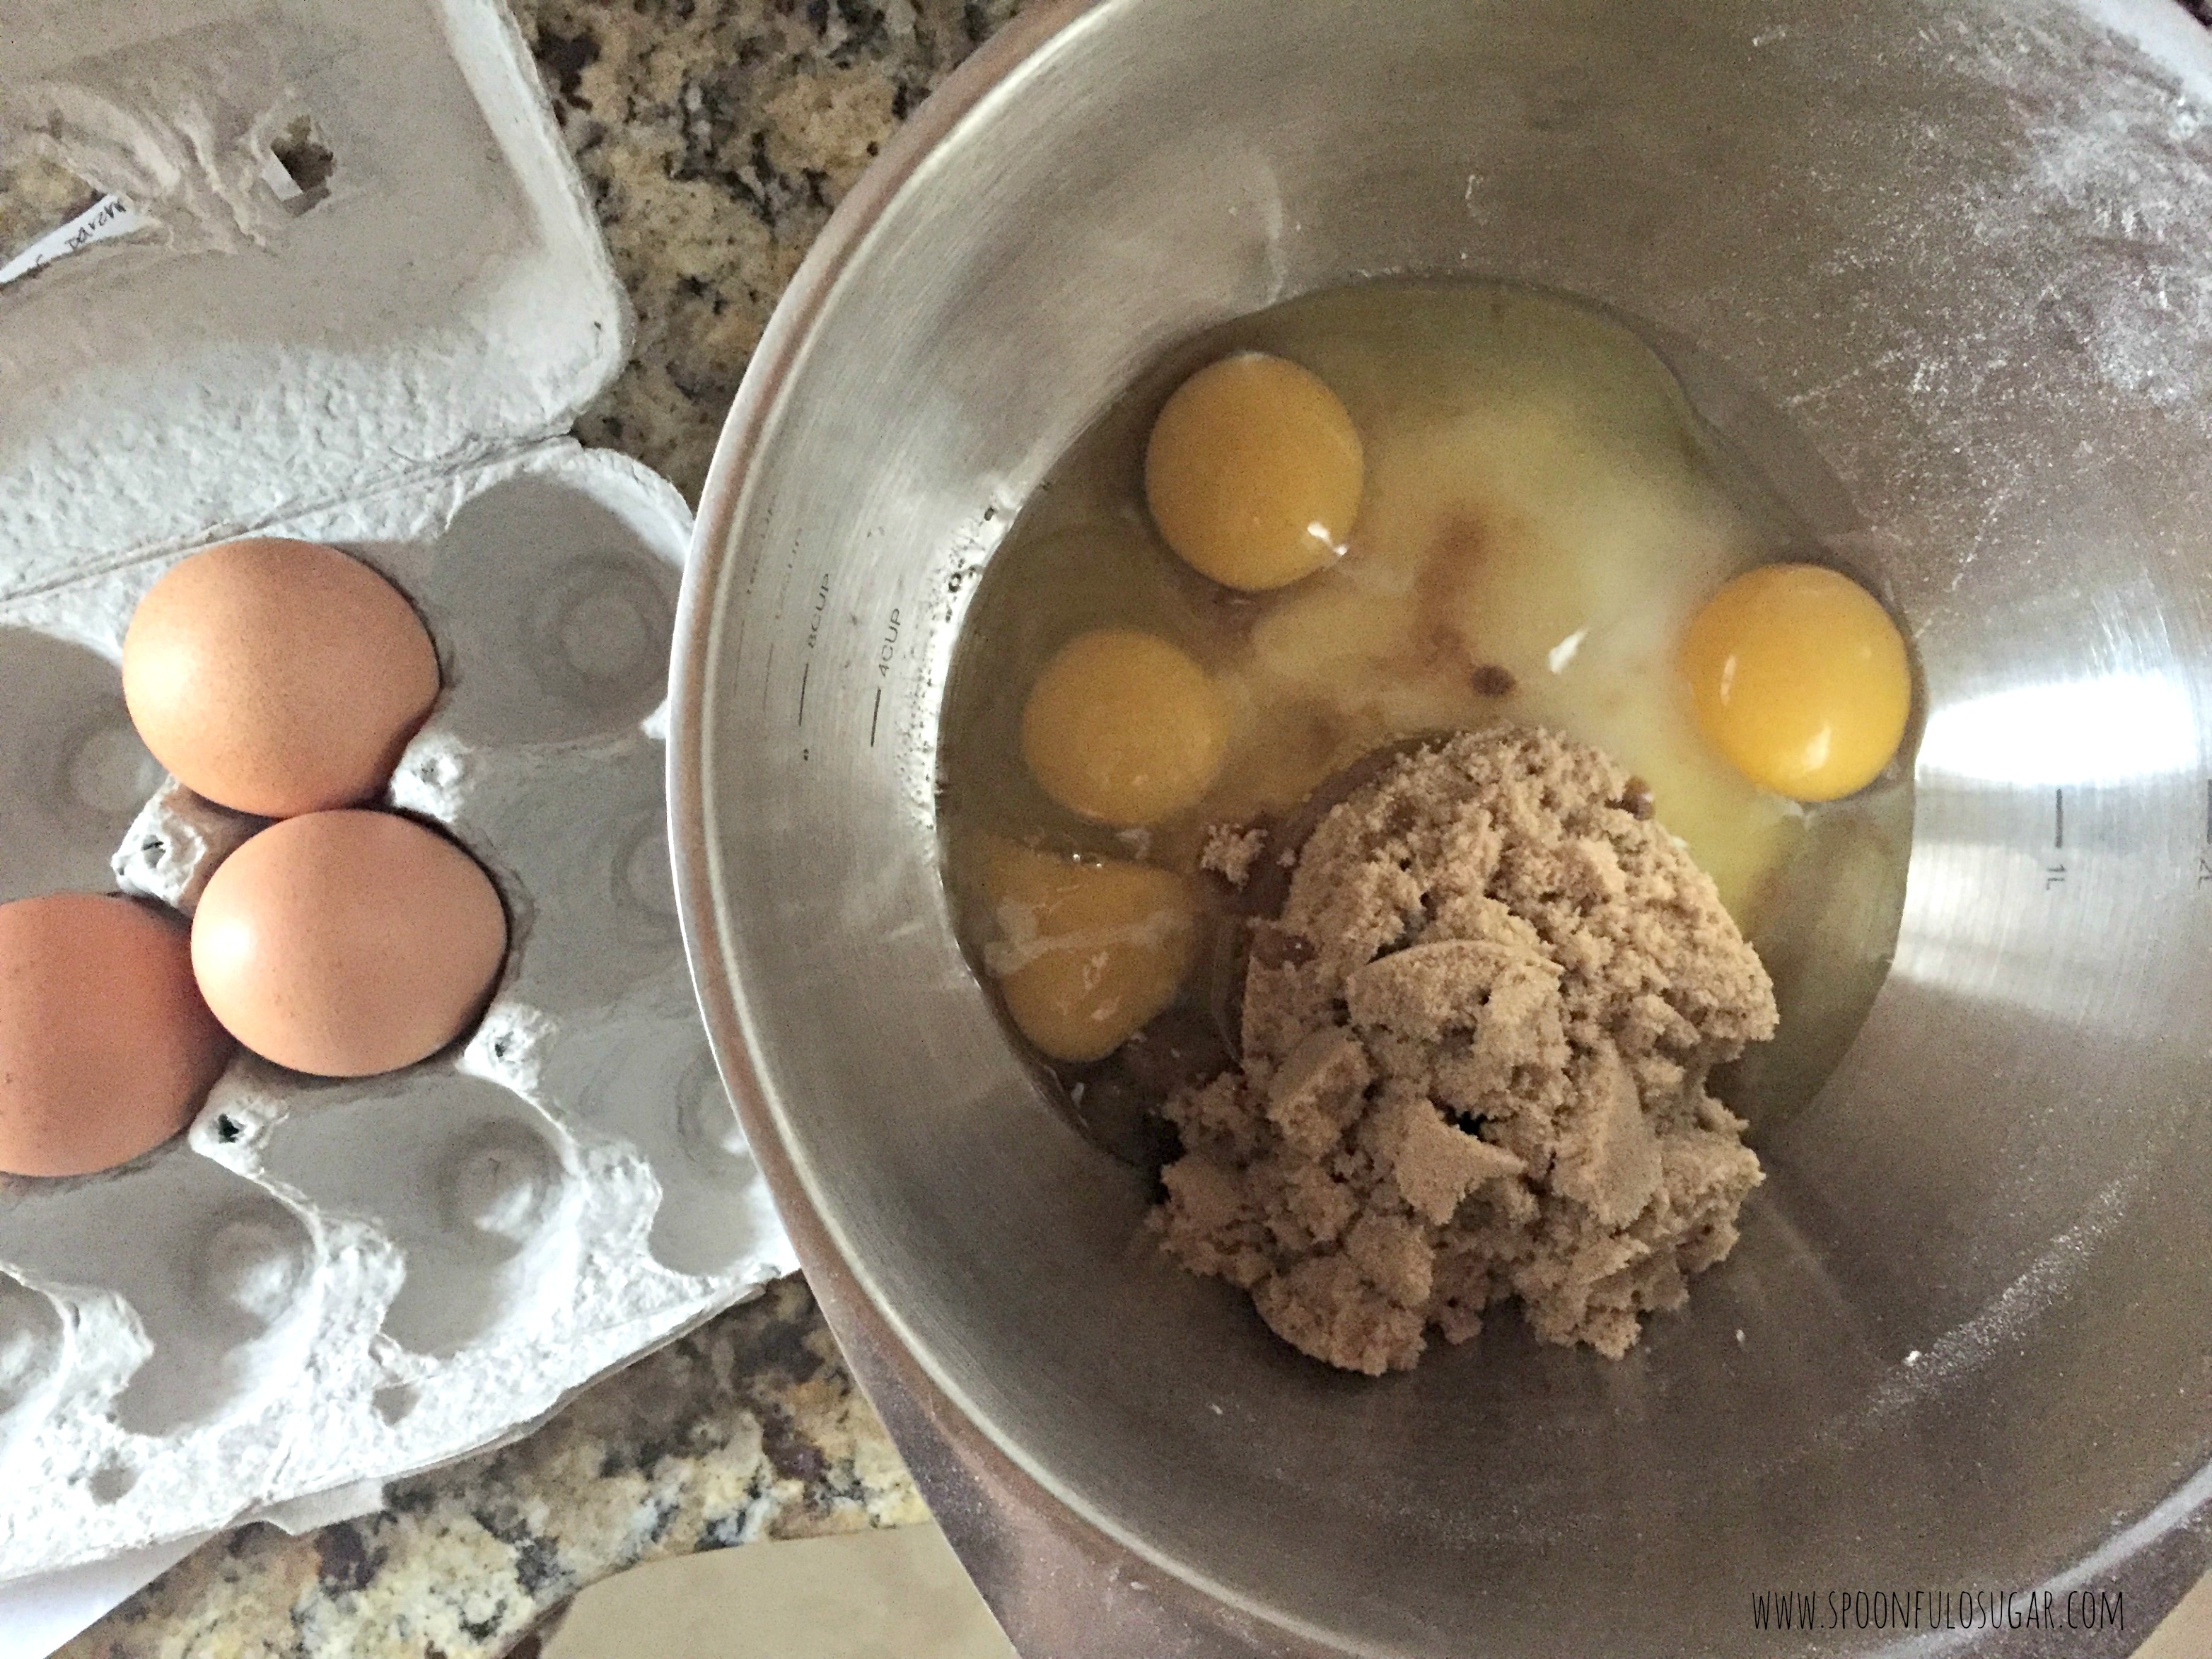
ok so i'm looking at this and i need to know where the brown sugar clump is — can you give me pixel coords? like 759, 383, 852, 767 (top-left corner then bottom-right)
1149, 727, 1776, 1373
1199, 822, 1268, 890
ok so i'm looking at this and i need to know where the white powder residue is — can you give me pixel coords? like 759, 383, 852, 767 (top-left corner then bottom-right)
1957, 10, 2212, 419
1865, 1174, 2136, 1421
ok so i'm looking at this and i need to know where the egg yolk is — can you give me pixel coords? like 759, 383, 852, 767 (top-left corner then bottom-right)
1679, 563, 1911, 803
1144, 353, 1364, 591
979, 839, 1194, 1063
1020, 629, 1228, 826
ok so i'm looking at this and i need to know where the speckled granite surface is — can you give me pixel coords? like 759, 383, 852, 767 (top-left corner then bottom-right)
64, 1283, 926, 1659
58, 2, 1027, 1653
522, 0, 1026, 505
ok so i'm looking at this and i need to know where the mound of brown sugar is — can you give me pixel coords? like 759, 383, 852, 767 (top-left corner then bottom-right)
1151, 727, 1777, 1373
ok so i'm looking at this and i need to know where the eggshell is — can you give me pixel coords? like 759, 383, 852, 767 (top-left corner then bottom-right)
122, 538, 441, 817
0, 894, 235, 1177
192, 810, 508, 1077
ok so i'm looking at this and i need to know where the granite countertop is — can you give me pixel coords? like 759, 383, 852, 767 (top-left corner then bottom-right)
519, 0, 1024, 506
57, 2, 1023, 1653
16, 4, 2212, 1656
66, 1283, 920, 1659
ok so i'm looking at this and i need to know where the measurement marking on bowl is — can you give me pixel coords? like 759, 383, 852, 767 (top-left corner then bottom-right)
869, 609, 902, 749
793, 569, 837, 743
2025, 781, 2212, 890
2199, 780, 2212, 886
756, 535, 805, 718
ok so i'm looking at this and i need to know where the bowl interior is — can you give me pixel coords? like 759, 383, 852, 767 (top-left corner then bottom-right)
683, 1, 2212, 1651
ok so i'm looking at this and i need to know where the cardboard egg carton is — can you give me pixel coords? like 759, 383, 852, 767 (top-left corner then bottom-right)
0, 0, 795, 1579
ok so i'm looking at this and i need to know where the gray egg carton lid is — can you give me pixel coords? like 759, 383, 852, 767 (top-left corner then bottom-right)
0, 0, 626, 584
0, 0, 798, 1583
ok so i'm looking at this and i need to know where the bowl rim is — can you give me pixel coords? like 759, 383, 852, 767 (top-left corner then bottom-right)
660, 1, 1327, 1650
663, 0, 2212, 1650
667, 0, 1102, 1250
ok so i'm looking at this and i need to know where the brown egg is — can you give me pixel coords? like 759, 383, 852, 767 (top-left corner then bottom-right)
192, 811, 508, 1077
123, 537, 441, 818
0, 894, 234, 1177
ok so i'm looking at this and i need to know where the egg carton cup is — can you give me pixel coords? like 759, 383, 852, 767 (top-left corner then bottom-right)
0, 0, 794, 1581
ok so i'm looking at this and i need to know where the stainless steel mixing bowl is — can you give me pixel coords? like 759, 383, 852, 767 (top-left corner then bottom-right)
670, 1, 2212, 1651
